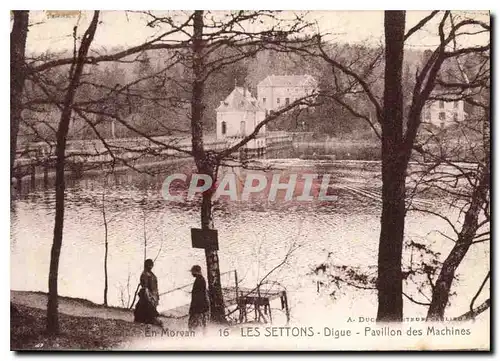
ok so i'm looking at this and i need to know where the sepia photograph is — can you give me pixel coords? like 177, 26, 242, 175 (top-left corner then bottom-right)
9, 9, 491, 351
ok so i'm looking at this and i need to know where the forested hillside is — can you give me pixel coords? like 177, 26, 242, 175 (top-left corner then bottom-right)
21, 43, 426, 142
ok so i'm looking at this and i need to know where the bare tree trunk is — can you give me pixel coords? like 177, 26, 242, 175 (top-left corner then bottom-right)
191, 10, 225, 324
376, 10, 406, 322
201, 189, 226, 323
143, 206, 147, 261
426, 168, 490, 321
102, 190, 109, 306
10, 10, 29, 179
47, 11, 100, 334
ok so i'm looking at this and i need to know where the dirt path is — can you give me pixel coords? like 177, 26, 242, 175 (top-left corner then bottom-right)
10, 290, 186, 326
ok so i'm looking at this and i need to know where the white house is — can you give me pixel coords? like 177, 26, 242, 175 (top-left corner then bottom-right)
256, 75, 317, 115
421, 99, 466, 128
216, 86, 266, 150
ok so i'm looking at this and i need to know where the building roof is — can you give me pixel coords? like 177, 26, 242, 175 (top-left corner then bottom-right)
257, 75, 317, 88
216, 87, 263, 113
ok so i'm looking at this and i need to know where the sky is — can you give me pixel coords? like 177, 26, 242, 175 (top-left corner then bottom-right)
22, 10, 490, 56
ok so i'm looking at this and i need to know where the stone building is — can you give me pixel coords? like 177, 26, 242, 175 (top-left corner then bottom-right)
256, 75, 317, 115
216, 86, 266, 150
421, 99, 466, 128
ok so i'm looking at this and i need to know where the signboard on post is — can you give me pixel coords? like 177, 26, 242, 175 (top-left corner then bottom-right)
191, 228, 219, 251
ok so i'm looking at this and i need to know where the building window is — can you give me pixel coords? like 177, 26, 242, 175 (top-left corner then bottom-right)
277, 98, 280, 105
453, 113, 458, 122
285, 98, 290, 106
454, 101, 458, 108
440, 121, 445, 128
265, 110, 269, 117
439, 100, 444, 108
240, 121, 246, 136
426, 108, 431, 120
262, 97, 266, 104
221, 121, 227, 135
439, 112, 446, 121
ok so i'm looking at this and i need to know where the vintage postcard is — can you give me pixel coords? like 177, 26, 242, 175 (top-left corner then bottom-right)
10, 10, 490, 351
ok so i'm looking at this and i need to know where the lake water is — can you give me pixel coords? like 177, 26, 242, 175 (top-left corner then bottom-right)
10, 157, 489, 323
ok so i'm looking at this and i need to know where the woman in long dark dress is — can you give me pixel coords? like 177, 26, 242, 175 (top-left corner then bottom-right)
134, 259, 161, 325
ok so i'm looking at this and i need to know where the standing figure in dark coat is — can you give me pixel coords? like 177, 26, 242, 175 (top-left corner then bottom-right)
134, 258, 162, 326
188, 265, 210, 331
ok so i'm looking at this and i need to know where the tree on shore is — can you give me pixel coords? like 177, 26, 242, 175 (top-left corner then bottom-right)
411, 50, 490, 321
102, 180, 109, 307
376, 11, 407, 322
162, 10, 317, 323
10, 10, 29, 179
46, 10, 100, 334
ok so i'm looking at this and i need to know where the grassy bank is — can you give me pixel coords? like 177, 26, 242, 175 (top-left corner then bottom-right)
10, 291, 186, 351
11, 303, 150, 350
